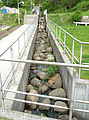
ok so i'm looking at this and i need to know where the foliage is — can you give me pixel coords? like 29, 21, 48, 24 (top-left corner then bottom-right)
0, 13, 18, 25
41, 79, 48, 83
71, 1, 89, 12
71, 10, 82, 22
48, 13, 73, 26
2, 0, 17, 7
33, 85, 38, 90
19, 8, 25, 24
0, 2, 3, 8
0, 116, 8, 120
47, 65, 59, 77
42, 0, 51, 12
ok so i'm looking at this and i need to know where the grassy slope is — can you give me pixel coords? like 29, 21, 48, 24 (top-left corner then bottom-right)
0, 14, 18, 26
48, 11, 89, 79
0, 117, 8, 120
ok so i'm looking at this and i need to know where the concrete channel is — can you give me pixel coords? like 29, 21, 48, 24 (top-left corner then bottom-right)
0, 12, 89, 120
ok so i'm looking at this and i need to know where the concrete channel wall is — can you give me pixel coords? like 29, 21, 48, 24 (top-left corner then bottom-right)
3, 15, 38, 112
12, 25, 38, 111
46, 23, 89, 120
24, 15, 38, 24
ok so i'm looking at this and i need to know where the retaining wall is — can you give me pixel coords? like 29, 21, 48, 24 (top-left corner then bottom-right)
46, 24, 89, 120
4, 18, 38, 112
24, 15, 38, 24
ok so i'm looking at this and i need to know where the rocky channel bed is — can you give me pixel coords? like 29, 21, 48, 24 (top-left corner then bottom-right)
24, 14, 77, 120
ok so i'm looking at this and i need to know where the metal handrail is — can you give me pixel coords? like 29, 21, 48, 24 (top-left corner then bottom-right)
47, 19, 82, 43
47, 17, 89, 80
0, 58, 89, 69
1, 59, 89, 119
0, 25, 31, 57
48, 19, 89, 45
0, 11, 89, 120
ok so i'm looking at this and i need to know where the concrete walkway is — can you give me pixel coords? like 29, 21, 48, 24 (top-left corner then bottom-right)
0, 110, 57, 120
0, 21, 37, 107
0, 24, 35, 85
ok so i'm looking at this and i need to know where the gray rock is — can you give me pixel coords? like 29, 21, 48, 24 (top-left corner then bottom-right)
45, 53, 49, 56
26, 85, 33, 92
44, 33, 48, 37
58, 115, 69, 120
39, 98, 50, 110
38, 45, 45, 52
31, 66, 37, 70
47, 73, 62, 89
26, 89, 39, 110
39, 84, 49, 93
31, 78, 41, 87
39, 53, 45, 58
72, 117, 79, 120
24, 110, 32, 114
32, 70, 38, 74
41, 68, 47, 72
46, 54, 54, 61
47, 47, 52, 53
34, 56, 41, 61
40, 41, 45, 44
54, 101, 68, 113
41, 49, 46, 53
49, 88, 66, 98
36, 41, 40, 44
37, 72, 50, 80
41, 113, 47, 117
34, 53, 39, 58
40, 25, 45, 30
45, 38, 49, 43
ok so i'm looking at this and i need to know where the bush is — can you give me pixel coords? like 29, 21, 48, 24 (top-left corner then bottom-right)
71, 10, 82, 22
2, 13, 18, 25
71, 1, 89, 12
42, 0, 51, 13
47, 65, 59, 77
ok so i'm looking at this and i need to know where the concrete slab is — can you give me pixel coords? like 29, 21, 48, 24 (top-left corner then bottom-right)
0, 110, 57, 120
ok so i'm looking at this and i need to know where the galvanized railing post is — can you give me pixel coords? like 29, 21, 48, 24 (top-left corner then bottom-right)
72, 40, 75, 64
23, 32, 26, 56
56, 25, 57, 39
79, 44, 82, 79
18, 38, 20, 57
59, 28, 61, 39
0, 73, 4, 113
24, 31, 25, 44
27, 28, 29, 40
54, 24, 55, 34
10, 47, 15, 83
69, 70, 76, 120
27, 27, 29, 41
64, 32, 66, 52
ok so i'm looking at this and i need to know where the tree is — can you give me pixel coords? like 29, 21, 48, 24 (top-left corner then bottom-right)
2, 0, 26, 8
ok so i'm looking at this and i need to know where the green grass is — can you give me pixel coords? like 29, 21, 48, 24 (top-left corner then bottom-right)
0, 14, 18, 26
0, 104, 1, 108
0, 117, 8, 120
48, 12, 89, 79
48, 12, 73, 26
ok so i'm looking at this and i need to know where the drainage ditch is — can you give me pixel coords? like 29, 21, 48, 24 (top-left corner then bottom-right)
24, 14, 69, 120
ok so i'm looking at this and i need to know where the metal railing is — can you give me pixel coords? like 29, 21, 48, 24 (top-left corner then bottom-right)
0, 10, 89, 120
0, 59, 89, 120
45, 12, 89, 80
0, 18, 38, 91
